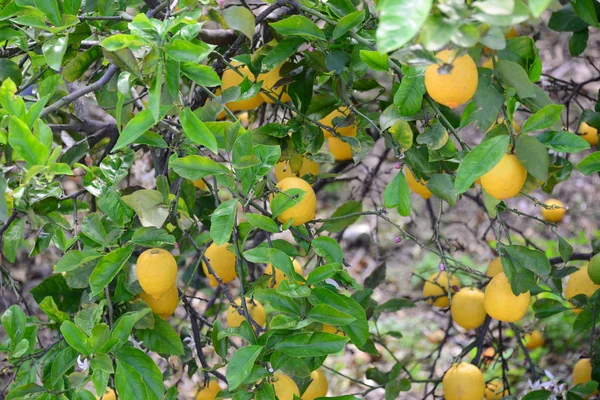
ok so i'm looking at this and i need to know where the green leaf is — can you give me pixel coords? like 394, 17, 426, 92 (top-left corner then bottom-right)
181, 63, 223, 87
223, 6, 256, 39
130, 227, 176, 247
425, 174, 456, 205
164, 39, 213, 63
308, 304, 356, 325
312, 236, 344, 264
39, 296, 70, 323
121, 190, 169, 228
502, 244, 551, 277
170, 155, 230, 180
111, 310, 151, 346
416, 120, 448, 150
63, 46, 103, 82
305, 263, 343, 285
3, 218, 24, 263
89, 246, 134, 298
115, 359, 148, 399
244, 248, 301, 281
210, 199, 238, 246
180, 108, 218, 154
273, 332, 348, 356
34, 0, 60, 25
521, 104, 564, 133
577, 151, 600, 176
113, 109, 158, 151
454, 134, 510, 194
388, 119, 414, 150
270, 188, 306, 218
60, 320, 90, 356
101, 34, 149, 51
0, 59, 22, 87
376, 0, 432, 53
532, 298, 568, 319
226, 345, 263, 390
270, 15, 326, 40
2, 305, 26, 344
320, 200, 363, 233
383, 171, 411, 216
246, 214, 280, 233
515, 134, 549, 182
359, 49, 389, 72
569, 29, 589, 56
5, 384, 46, 400
115, 346, 163, 400
558, 235, 574, 263
536, 130, 590, 153
529, 0, 553, 18
500, 255, 536, 295
572, 0, 598, 27
55, 250, 102, 273
262, 38, 305, 70
136, 317, 184, 355
473, 0, 514, 15
42, 36, 68, 71
375, 298, 416, 313
332, 11, 365, 40
495, 60, 537, 97
51, 346, 78, 386
8, 117, 49, 166
393, 75, 425, 116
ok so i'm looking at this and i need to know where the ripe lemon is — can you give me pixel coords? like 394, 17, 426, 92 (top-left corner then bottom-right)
485, 378, 508, 400
328, 136, 354, 161
274, 159, 319, 182
100, 388, 116, 400
259, 63, 291, 103
524, 329, 545, 350
423, 271, 461, 308
486, 257, 503, 277
265, 259, 303, 288
226, 297, 266, 327
541, 198, 566, 223
442, 362, 485, 400
136, 248, 178, 299
201, 242, 237, 287
318, 107, 356, 138
272, 373, 300, 400
566, 264, 600, 313
405, 168, 432, 199
506, 26, 519, 39
588, 254, 600, 285
424, 49, 478, 109
494, 117, 521, 133
272, 177, 316, 226
451, 288, 487, 330
140, 285, 179, 319
220, 62, 264, 111
579, 122, 599, 146
481, 57, 494, 70
574, 358, 594, 386
193, 179, 207, 191
302, 369, 328, 400
195, 381, 221, 400
480, 153, 527, 200
484, 272, 530, 322
322, 324, 346, 336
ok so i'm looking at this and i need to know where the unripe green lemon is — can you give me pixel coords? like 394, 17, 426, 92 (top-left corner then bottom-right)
587, 254, 600, 285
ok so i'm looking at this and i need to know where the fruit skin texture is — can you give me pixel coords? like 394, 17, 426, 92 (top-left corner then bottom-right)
524, 329, 545, 350
579, 122, 599, 146
136, 249, 178, 299
486, 257, 503, 278
274, 159, 319, 182
195, 381, 221, 400
423, 271, 461, 308
424, 49, 478, 109
485, 378, 508, 400
259, 63, 291, 103
220, 63, 264, 111
201, 243, 237, 287
272, 373, 300, 400
588, 254, 600, 285
480, 153, 527, 200
272, 177, 317, 226
405, 168, 432, 199
541, 198, 566, 223
301, 369, 328, 400
318, 107, 356, 138
265, 259, 303, 288
140, 285, 179, 319
451, 288, 487, 330
328, 136, 354, 161
100, 388, 116, 400
226, 298, 266, 327
484, 272, 530, 322
442, 362, 485, 400
566, 264, 600, 313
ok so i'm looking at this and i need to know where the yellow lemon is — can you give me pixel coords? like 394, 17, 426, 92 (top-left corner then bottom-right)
485, 378, 508, 400
578, 122, 598, 146
484, 272, 530, 322
424, 49, 478, 109
322, 324, 346, 336
405, 168, 432, 199
136, 248, 178, 299
265, 259, 303, 288
486, 257, 503, 278
541, 198, 566, 223
506, 26, 519, 39
480, 153, 527, 200
423, 271, 461, 308
524, 329, 545, 350
481, 57, 494, 69
451, 288, 487, 330
328, 136, 354, 161
442, 362, 485, 400
302, 370, 328, 400
195, 381, 221, 400
140, 285, 179, 319
100, 388, 116, 400
259, 63, 291, 103
274, 159, 319, 182
226, 297, 266, 327
494, 117, 521, 133
574, 358, 594, 385
193, 179, 207, 191
565, 264, 600, 314
272, 373, 300, 400
318, 107, 356, 138
220, 62, 264, 111
272, 177, 316, 226
202, 242, 237, 287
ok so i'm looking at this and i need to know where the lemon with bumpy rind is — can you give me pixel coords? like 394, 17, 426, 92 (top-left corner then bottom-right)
480, 153, 527, 200
271, 177, 316, 226
136, 248, 178, 299
423, 271, 461, 308
201, 242, 237, 287
424, 49, 478, 109
442, 362, 485, 400
484, 272, 530, 322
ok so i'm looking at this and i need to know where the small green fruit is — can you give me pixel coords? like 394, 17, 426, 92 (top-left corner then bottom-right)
587, 254, 600, 285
